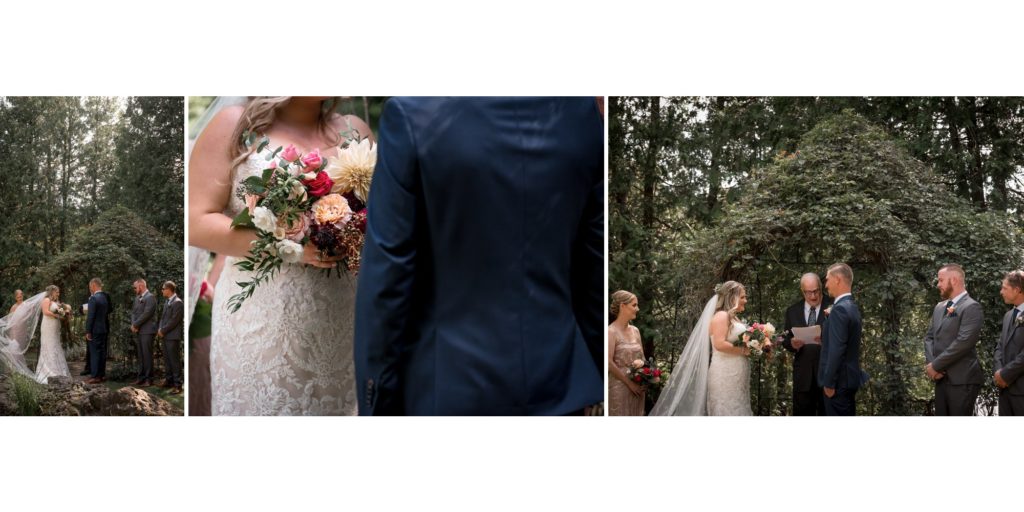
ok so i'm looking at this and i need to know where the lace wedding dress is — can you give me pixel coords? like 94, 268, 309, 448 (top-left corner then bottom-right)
35, 302, 71, 384
706, 320, 752, 416
210, 152, 358, 415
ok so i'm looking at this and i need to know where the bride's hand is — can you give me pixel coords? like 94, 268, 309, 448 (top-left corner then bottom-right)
301, 242, 343, 269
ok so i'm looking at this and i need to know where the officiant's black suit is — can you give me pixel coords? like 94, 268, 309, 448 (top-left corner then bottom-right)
782, 297, 832, 416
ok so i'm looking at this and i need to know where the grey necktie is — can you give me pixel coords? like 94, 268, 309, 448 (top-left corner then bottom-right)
807, 307, 816, 325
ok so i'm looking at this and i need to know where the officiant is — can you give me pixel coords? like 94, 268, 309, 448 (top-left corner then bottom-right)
782, 272, 831, 416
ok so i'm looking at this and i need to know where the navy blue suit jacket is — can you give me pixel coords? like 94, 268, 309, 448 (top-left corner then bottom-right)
86, 291, 111, 336
818, 295, 868, 390
354, 97, 605, 415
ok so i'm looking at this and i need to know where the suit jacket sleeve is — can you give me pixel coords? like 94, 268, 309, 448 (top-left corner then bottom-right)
354, 99, 420, 415
86, 295, 97, 334
931, 301, 983, 373
820, 304, 848, 388
923, 304, 938, 363
163, 300, 183, 334
571, 175, 604, 371
1000, 325, 1024, 384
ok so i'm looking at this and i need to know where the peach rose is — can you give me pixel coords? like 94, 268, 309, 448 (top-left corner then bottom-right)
311, 194, 353, 226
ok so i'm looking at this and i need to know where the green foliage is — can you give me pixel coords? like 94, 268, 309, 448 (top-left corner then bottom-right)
8, 371, 43, 416
39, 206, 183, 364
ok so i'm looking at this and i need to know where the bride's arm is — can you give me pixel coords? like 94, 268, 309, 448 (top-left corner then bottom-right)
710, 311, 748, 356
40, 298, 58, 318
188, 106, 260, 258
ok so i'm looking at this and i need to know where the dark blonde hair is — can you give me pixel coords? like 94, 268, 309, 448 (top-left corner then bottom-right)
44, 285, 59, 300
228, 97, 342, 178
1005, 270, 1024, 293
609, 290, 637, 324
715, 281, 745, 319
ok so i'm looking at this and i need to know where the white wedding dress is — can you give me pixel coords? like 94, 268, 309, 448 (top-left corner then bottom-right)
706, 320, 752, 416
35, 302, 71, 384
650, 295, 753, 416
210, 152, 358, 415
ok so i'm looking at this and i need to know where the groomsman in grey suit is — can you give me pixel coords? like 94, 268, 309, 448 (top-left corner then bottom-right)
994, 270, 1024, 416
131, 279, 158, 387
158, 281, 184, 395
923, 264, 984, 415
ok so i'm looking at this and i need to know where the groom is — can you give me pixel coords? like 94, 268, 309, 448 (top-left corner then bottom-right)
354, 97, 605, 415
922, 264, 983, 415
818, 263, 868, 416
84, 278, 111, 384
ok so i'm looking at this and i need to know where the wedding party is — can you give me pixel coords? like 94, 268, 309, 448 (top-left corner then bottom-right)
188, 96, 605, 416
609, 97, 1024, 416
0, 96, 185, 416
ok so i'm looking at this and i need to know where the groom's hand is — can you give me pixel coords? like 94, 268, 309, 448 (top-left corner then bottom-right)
925, 363, 944, 381
824, 387, 835, 398
995, 370, 1008, 388
86, 333, 92, 341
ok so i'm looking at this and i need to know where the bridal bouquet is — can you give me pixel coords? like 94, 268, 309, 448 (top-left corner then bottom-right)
54, 303, 72, 320
626, 357, 665, 388
734, 322, 777, 356
226, 129, 375, 313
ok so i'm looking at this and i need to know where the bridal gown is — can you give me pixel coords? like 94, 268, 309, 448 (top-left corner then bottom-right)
35, 302, 71, 384
211, 152, 358, 415
706, 320, 752, 416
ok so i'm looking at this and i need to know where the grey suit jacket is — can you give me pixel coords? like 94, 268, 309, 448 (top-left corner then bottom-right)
995, 307, 1024, 395
924, 294, 984, 385
132, 291, 158, 335
159, 296, 184, 341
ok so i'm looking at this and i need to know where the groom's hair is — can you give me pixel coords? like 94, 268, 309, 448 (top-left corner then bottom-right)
827, 263, 853, 284
1006, 270, 1024, 293
89, 277, 103, 288
162, 281, 177, 294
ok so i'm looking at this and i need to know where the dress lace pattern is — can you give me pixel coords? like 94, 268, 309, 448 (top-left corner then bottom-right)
706, 320, 752, 416
210, 153, 357, 415
35, 302, 70, 384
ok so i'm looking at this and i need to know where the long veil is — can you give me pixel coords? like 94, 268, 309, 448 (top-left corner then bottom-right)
0, 291, 46, 379
649, 295, 718, 416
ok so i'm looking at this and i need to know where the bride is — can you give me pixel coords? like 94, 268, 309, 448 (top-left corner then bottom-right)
0, 286, 72, 384
189, 97, 373, 415
650, 280, 752, 416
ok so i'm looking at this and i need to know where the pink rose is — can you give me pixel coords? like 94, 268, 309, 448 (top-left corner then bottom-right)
281, 144, 300, 162
244, 194, 259, 216
281, 213, 311, 243
303, 171, 334, 198
301, 148, 323, 170
267, 160, 278, 169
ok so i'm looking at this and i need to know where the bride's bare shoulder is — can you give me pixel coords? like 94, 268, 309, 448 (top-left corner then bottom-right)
711, 310, 731, 324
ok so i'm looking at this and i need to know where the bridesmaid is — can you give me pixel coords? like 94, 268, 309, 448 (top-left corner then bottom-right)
608, 290, 645, 416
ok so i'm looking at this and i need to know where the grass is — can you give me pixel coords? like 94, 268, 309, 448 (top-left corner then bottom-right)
8, 372, 43, 416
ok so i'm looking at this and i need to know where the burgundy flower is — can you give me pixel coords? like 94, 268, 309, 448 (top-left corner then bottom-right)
303, 171, 334, 198
353, 209, 368, 234
343, 190, 366, 212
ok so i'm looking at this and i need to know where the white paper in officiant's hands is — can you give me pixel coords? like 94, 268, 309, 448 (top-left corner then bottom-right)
791, 325, 821, 344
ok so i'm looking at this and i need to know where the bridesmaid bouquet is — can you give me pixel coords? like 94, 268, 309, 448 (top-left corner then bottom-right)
626, 357, 664, 388
734, 322, 777, 356
226, 129, 375, 313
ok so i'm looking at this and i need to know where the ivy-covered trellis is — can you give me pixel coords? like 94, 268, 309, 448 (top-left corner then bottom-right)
651, 112, 1023, 415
